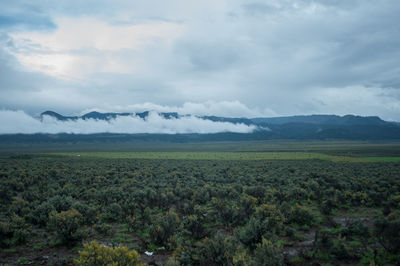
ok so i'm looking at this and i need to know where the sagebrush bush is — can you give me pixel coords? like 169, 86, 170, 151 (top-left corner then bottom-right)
49, 208, 84, 244
75, 241, 145, 266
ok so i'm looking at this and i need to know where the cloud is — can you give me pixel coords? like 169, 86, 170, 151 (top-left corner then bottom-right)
10, 17, 185, 79
0, 1, 400, 121
310, 85, 400, 120
81, 101, 277, 118
11, 17, 184, 53
0, 110, 256, 134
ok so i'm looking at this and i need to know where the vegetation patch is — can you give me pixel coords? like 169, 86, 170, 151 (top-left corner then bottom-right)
1, 143, 399, 265
49, 151, 371, 162
363, 156, 400, 162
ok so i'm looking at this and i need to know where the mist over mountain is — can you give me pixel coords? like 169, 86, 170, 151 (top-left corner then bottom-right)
40, 110, 391, 126
0, 110, 399, 142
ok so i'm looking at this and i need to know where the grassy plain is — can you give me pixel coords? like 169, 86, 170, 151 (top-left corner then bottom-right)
50, 146, 400, 162
2, 139, 400, 154
50, 151, 369, 162
3, 140, 400, 161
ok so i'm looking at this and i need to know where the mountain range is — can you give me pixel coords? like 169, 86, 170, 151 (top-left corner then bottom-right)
40, 110, 393, 126
3, 110, 387, 141
1, 110, 400, 144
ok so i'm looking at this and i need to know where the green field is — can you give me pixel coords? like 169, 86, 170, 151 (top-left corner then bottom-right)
3, 140, 400, 155
363, 156, 400, 162
50, 151, 399, 162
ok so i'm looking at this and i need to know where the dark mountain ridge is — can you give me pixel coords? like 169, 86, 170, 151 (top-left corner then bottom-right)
0, 110, 395, 142
40, 110, 181, 121
40, 110, 392, 127
251, 114, 387, 126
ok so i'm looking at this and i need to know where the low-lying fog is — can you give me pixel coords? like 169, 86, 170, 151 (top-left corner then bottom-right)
0, 110, 256, 134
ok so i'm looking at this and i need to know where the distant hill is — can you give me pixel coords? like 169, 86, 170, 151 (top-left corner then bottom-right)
251, 114, 387, 126
0, 110, 396, 142
40, 111, 78, 121
40, 111, 392, 126
40, 110, 181, 121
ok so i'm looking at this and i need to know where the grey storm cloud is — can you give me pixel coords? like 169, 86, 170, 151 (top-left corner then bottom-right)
0, 0, 399, 121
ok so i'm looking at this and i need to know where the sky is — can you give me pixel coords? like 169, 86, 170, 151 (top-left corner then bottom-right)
1, 0, 400, 126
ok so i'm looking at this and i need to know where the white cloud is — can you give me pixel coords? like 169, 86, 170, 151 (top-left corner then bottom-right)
0, 110, 256, 134
80, 101, 278, 118
12, 17, 185, 52
10, 17, 185, 79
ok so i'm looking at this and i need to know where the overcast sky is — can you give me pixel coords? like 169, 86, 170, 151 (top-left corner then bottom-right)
1, 0, 400, 121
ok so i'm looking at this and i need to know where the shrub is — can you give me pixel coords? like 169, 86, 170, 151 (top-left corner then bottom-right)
49, 208, 84, 244
0, 182, 14, 203
48, 195, 74, 212
105, 203, 122, 222
9, 199, 30, 217
374, 217, 400, 253
288, 204, 314, 225
330, 236, 351, 260
150, 210, 180, 245
239, 194, 257, 218
72, 201, 97, 225
182, 214, 205, 239
75, 241, 145, 266
93, 223, 112, 235
252, 237, 284, 266
321, 199, 335, 215
244, 186, 265, 199
254, 204, 285, 232
31, 201, 55, 226
173, 234, 247, 266
341, 220, 369, 238
0, 215, 31, 247
237, 217, 269, 249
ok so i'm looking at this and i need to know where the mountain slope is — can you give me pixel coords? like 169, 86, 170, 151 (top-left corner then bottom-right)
2, 110, 392, 141
40, 111, 393, 126
251, 114, 388, 126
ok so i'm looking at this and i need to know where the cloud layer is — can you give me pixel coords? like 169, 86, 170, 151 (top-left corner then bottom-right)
80, 101, 277, 118
0, 110, 256, 134
0, 1, 400, 120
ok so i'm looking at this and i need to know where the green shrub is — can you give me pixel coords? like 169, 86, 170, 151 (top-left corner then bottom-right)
341, 220, 369, 238
321, 199, 335, 215
17, 257, 28, 264
288, 204, 314, 225
75, 241, 145, 266
150, 210, 180, 245
49, 208, 84, 244
182, 214, 205, 239
330, 236, 351, 260
252, 237, 284, 266
237, 217, 270, 249
31, 201, 55, 226
72, 201, 97, 225
105, 203, 122, 222
93, 223, 112, 235
0, 215, 31, 247
374, 217, 400, 253
48, 195, 74, 212
173, 234, 247, 266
